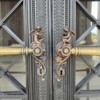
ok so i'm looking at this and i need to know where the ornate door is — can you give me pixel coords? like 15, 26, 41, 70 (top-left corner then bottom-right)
0, 0, 100, 100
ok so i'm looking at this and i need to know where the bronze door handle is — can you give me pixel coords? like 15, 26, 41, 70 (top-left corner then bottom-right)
55, 27, 100, 81
55, 27, 75, 81
30, 26, 46, 81
0, 27, 47, 81
0, 27, 100, 81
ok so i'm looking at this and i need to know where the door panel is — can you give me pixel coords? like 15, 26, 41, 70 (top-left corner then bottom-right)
52, 0, 75, 100
34, 0, 49, 99
29, 0, 51, 100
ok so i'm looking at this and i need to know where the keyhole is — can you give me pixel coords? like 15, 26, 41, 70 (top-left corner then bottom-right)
59, 68, 65, 76
60, 70, 63, 76
40, 68, 42, 75
37, 67, 43, 76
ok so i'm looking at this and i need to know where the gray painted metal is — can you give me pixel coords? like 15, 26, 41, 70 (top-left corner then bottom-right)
75, 63, 100, 94
0, 92, 27, 99
2, 25, 24, 45
0, 0, 100, 99
24, 0, 33, 100
79, 56, 100, 76
6, 56, 21, 70
52, 0, 74, 100
76, 0, 96, 22
70, 0, 76, 100
27, 0, 52, 100
0, 0, 27, 99
0, 66, 26, 94
75, 24, 96, 46
71, 0, 100, 99
2, 0, 23, 23
75, 90, 100, 97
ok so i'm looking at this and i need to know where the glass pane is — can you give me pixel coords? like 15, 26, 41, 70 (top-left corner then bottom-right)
76, 56, 93, 87
0, 0, 26, 95
77, 27, 99, 46
76, 1, 100, 46
80, 0, 100, 19
0, 77, 18, 91
76, 55, 100, 100
89, 75, 100, 90
6, 4, 24, 41
75, 97, 100, 100
0, 55, 26, 91
76, 4, 92, 40
0, 0, 23, 46
0, 0, 19, 19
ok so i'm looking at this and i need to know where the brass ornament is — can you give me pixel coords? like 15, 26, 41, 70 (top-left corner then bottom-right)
55, 27, 75, 81
30, 26, 46, 80
0, 27, 100, 81
0, 47, 100, 57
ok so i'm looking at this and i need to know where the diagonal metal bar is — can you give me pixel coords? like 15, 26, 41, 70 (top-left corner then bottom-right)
0, 91, 27, 99
2, 0, 23, 23
6, 56, 22, 71
78, 45, 100, 48
0, 20, 3, 27
0, 67, 26, 94
2, 25, 24, 45
5, 73, 26, 94
76, 0, 96, 22
75, 63, 100, 94
75, 90, 100, 97
75, 24, 96, 46
79, 55, 100, 76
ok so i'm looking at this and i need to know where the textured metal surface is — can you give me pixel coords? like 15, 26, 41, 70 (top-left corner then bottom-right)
1, 0, 100, 100
31, 0, 49, 100
52, 0, 70, 100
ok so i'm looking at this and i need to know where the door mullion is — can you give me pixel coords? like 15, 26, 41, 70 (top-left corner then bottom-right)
52, 0, 71, 100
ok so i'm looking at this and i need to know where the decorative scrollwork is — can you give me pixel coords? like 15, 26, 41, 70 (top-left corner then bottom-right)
55, 27, 75, 81
30, 26, 46, 80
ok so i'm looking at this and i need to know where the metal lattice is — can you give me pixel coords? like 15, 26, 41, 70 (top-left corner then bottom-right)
0, 0, 27, 99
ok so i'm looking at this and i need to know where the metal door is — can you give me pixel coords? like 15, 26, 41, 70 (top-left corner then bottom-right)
71, 0, 100, 100
0, 0, 100, 100
52, 0, 100, 100
0, 0, 52, 100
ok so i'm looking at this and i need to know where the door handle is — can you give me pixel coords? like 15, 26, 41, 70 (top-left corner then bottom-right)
0, 27, 100, 81
30, 26, 46, 81
55, 27, 75, 81
0, 27, 46, 80
55, 27, 100, 81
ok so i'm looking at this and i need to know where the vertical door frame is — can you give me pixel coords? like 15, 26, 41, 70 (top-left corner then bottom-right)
26, 0, 53, 100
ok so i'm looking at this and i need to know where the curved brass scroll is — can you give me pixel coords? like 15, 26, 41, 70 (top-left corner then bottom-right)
55, 27, 75, 81
30, 26, 46, 81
